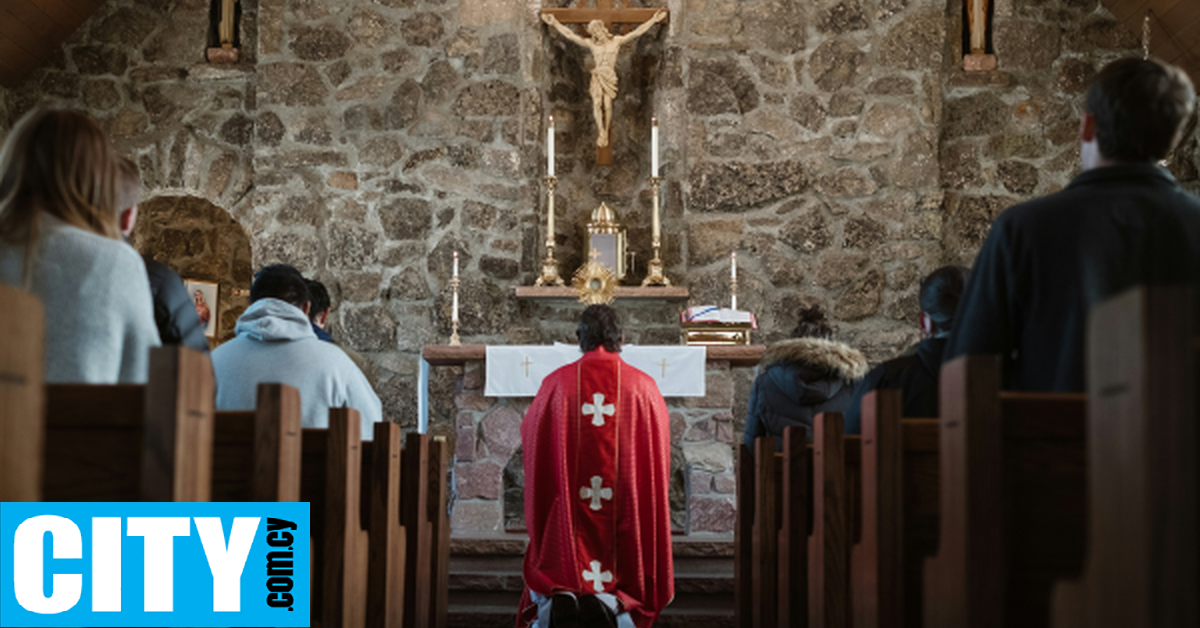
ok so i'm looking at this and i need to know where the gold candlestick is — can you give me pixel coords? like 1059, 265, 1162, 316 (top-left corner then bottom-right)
449, 275, 461, 346
642, 176, 671, 286
536, 175, 564, 286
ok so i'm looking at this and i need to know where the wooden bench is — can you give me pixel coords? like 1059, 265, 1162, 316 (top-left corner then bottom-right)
401, 432, 451, 628
735, 415, 859, 628
212, 383, 303, 502
809, 413, 861, 628
0, 284, 45, 502
36, 345, 215, 502
849, 390, 939, 628
1052, 286, 1199, 628
924, 355, 1087, 628
736, 427, 809, 628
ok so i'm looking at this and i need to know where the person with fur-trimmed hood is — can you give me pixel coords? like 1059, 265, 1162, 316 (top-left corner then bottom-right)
743, 304, 868, 451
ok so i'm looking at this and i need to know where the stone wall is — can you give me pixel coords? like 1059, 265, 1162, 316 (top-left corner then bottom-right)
3, 0, 1199, 536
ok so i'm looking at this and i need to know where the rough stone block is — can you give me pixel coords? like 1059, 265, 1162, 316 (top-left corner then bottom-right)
689, 471, 714, 495
480, 406, 523, 462
456, 428, 476, 462
451, 499, 503, 535
689, 496, 736, 533
455, 391, 494, 412
683, 371, 734, 409
683, 442, 734, 473
713, 473, 737, 494
456, 460, 503, 500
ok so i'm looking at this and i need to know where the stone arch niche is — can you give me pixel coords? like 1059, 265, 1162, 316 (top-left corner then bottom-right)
129, 195, 253, 345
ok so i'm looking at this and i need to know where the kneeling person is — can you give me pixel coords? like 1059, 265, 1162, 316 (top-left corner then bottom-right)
212, 264, 382, 438
518, 305, 674, 628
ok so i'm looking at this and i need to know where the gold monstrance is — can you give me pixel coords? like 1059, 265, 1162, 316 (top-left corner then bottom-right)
585, 202, 627, 280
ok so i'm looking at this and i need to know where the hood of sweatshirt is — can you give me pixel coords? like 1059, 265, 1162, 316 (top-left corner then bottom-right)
234, 298, 317, 343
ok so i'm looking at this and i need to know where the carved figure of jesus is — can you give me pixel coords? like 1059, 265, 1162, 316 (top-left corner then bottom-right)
542, 10, 667, 148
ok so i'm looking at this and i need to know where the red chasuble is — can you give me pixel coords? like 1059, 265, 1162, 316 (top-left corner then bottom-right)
518, 348, 674, 628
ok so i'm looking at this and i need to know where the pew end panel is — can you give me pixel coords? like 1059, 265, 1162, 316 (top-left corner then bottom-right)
402, 432, 433, 628
750, 436, 781, 628
0, 284, 45, 502
365, 422, 406, 628
850, 389, 904, 628
1053, 285, 1198, 628
778, 425, 809, 628
924, 355, 1004, 628
141, 345, 215, 502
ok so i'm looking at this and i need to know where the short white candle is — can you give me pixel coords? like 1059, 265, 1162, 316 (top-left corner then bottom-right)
453, 250, 459, 278
651, 117, 659, 177
547, 116, 555, 177
731, 251, 737, 279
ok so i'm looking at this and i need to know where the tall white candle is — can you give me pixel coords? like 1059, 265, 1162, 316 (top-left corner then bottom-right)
547, 116, 555, 176
452, 250, 459, 323
651, 117, 659, 176
731, 251, 737, 279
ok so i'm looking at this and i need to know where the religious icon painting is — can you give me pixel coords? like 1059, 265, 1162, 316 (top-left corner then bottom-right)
184, 279, 220, 338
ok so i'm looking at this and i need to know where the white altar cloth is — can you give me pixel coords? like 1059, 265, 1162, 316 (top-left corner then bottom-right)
485, 345, 707, 397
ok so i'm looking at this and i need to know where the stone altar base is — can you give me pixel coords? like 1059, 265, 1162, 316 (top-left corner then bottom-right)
449, 359, 741, 537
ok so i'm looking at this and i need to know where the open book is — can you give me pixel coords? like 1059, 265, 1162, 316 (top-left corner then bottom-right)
681, 306, 758, 328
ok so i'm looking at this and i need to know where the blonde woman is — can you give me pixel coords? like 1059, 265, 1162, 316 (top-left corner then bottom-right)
0, 108, 159, 383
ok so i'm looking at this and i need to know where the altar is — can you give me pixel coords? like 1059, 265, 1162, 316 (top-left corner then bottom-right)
420, 343, 764, 537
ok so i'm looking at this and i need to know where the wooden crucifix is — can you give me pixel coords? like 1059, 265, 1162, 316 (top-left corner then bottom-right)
541, 1, 669, 165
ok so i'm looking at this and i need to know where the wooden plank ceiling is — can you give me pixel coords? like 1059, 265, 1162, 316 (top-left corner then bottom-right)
0, 0, 107, 88
1102, 0, 1200, 85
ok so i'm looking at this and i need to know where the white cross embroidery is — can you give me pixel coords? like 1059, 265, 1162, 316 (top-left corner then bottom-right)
579, 475, 613, 511
582, 560, 614, 593
582, 393, 615, 427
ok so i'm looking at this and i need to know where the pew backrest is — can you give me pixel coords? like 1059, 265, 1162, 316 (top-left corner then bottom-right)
1053, 285, 1198, 628
212, 383, 302, 502
0, 284, 45, 502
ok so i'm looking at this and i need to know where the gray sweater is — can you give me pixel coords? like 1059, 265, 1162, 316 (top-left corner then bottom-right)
0, 215, 160, 384
212, 298, 383, 439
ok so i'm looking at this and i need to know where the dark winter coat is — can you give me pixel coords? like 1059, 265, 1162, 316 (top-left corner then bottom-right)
144, 256, 209, 354
743, 337, 868, 451
842, 337, 946, 434
945, 164, 1200, 391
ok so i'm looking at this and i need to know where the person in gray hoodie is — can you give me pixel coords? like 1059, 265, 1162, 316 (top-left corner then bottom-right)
212, 264, 383, 439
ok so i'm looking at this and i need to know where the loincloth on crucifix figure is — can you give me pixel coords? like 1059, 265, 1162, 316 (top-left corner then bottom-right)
542, 10, 666, 148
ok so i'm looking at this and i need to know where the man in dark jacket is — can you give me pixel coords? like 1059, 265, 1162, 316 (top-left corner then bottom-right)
843, 266, 968, 433
115, 157, 208, 353
946, 57, 1200, 391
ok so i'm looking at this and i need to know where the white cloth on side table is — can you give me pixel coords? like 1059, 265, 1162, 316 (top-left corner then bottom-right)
485, 345, 706, 397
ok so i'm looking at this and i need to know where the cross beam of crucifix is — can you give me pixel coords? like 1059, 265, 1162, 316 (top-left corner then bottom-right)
541, 0, 665, 36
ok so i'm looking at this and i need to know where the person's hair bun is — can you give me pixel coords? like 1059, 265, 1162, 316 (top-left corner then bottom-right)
792, 304, 834, 339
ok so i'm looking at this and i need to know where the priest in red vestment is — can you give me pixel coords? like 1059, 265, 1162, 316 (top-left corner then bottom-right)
518, 305, 674, 628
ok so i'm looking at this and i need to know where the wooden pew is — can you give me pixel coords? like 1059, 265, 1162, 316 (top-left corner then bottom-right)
212, 383, 302, 502
401, 432, 451, 628
304, 409, 370, 628
1052, 286, 1198, 628
778, 425, 810, 628
364, 422, 407, 628
38, 345, 214, 502
0, 284, 45, 502
735, 426, 810, 628
808, 413, 861, 628
924, 356, 1087, 628
849, 389, 939, 628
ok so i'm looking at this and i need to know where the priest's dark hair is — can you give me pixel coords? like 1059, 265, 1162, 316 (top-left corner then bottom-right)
920, 265, 970, 334
305, 279, 331, 321
251, 264, 310, 310
791, 304, 834, 340
578, 304, 623, 353
1086, 57, 1196, 162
